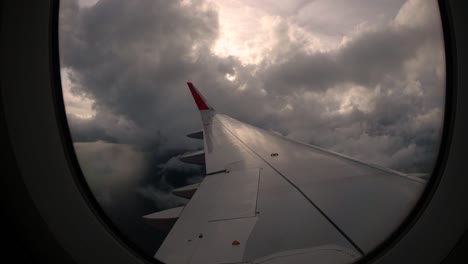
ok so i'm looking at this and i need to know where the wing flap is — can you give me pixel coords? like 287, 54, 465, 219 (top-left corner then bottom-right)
190, 217, 258, 264
252, 245, 358, 264
155, 169, 261, 263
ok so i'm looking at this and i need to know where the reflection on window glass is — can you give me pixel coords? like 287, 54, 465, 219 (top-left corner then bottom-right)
59, 0, 445, 262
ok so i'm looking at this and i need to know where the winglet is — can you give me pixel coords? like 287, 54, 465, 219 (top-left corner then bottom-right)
187, 82, 212, 111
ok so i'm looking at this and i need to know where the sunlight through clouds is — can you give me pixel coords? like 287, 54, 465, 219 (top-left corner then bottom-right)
211, 0, 335, 65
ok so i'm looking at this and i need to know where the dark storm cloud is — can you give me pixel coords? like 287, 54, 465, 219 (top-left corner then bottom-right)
62, 0, 212, 218
60, 0, 233, 148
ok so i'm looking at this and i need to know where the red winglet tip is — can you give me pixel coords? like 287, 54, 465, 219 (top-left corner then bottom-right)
187, 82, 210, 110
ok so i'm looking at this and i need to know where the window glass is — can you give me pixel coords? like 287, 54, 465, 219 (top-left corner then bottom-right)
59, 0, 445, 261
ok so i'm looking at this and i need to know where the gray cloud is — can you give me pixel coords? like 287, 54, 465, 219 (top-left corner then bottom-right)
296, 0, 407, 36
137, 185, 187, 210
67, 114, 118, 143
258, 21, 432, 96
73, 141, 147, 188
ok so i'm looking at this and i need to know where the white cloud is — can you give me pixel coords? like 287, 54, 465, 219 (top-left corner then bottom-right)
211, 0, 331, 65
77, 0, 99, 8
394, 0, 440, 29
335, 84, 378, 114
61, 67, 96, 119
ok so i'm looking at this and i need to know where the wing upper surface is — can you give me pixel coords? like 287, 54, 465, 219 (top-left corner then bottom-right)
217, 114, 424, 254
154, 83, 425, 263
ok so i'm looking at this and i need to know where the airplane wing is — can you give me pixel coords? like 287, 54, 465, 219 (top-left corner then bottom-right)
148, 83, 426, 264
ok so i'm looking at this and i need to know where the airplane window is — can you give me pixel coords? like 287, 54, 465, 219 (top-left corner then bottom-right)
58, 0, 445, 262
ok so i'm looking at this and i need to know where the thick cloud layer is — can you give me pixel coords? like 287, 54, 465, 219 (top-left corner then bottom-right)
59, 0, 445, 255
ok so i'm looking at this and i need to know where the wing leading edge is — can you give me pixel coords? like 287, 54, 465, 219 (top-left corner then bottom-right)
152, 83, 425, 264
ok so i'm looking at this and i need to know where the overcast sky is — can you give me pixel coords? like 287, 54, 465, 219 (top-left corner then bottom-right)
59, 0, 445, 256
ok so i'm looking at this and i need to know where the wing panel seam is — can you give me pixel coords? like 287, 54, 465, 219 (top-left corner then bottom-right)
255, 168, 261, 214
